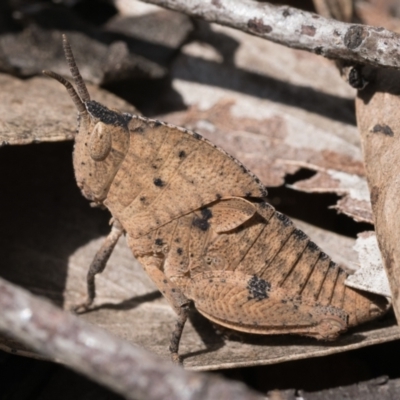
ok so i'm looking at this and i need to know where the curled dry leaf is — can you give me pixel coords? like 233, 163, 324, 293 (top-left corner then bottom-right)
356, 67, 400, 325
290, 168, 373, 224
0, 74, 138, 145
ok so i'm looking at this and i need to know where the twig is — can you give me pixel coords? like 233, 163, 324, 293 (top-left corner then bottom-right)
0, 277, 263, 400
140, 0, 400, 69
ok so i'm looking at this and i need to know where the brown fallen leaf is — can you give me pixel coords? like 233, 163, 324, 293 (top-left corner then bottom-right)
0, 11, 165, 83
356, 66, 400, 326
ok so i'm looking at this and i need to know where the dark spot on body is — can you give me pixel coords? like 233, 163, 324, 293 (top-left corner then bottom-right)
301, 25, 316, 36
155, 238, 163, 246
220, 279, 226, 283
140, 196, 146, 202
152, 165, 158, 169
281, 299, 287, 304
134, 126, 144, 133
245, 192, 252, 197
81, 162, 85, 165
240, 164, 247, 173
294, 304, 299, 310
209, 279, 213, 283
282, 8, 290, 17
370, 185, 379, 204
372, 124, 394, 137
216, 193, 222, 199
320, 252, 329, 260
153, 178, 165, 187
163, 279, 167, 284
86, 101, 132, 126
293, 229, 308, 241
276, 212, 292, 226
248, 18, 273, 34
315, 46, 323, 55
192, 208, 213, 231
261, 188, 268, 197
178, 150, 186, 158
177, 248, 183, 255
247, 275, 271, 301
344, 25, 367, 49
308, 241, 319, 252
171, 288, 176, 293
175, 238, 180, 243
192, 132, 202, 140
154, 120, 162, 127
329, 261, 337, 269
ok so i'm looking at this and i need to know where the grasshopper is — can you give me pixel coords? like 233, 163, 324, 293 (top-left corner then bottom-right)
44, 36, 388, 362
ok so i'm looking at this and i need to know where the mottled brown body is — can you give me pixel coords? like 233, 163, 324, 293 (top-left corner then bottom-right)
44, 36, 388, 362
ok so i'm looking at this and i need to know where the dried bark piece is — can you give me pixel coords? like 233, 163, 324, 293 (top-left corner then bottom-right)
140, 0, 400, 69
0, 73, 138, 145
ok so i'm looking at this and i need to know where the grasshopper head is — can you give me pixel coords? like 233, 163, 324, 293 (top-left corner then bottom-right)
43, 35, 130, 204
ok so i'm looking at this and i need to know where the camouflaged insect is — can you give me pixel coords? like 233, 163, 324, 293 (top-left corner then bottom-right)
43, 36, 389, 363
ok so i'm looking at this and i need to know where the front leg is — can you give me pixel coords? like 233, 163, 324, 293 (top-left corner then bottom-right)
74, 219, 124, 312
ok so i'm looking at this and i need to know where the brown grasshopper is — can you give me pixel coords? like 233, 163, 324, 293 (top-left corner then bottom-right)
44, 36, 389, 362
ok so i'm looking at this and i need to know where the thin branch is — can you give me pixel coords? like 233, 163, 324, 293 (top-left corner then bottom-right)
0, 277, 263, 400
140, 0, 400, 69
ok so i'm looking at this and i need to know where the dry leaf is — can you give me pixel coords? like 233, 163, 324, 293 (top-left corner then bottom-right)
346, 231, 391, 298
290, 168, 373, 224
356, 67, 400, 325
0, 74, 138, 145
0, 16, 165, 83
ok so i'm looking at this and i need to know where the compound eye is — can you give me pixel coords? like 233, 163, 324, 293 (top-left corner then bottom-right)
89, 123, 112, 161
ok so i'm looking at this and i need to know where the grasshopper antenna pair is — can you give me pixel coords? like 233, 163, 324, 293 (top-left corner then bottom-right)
43, 35, 90, 115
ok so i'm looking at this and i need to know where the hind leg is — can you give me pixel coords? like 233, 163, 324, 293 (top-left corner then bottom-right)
139, 259, 190, 363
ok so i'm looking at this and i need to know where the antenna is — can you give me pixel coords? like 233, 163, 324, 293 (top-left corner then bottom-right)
42, 70, 86, 114
62, 34, 91, 103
